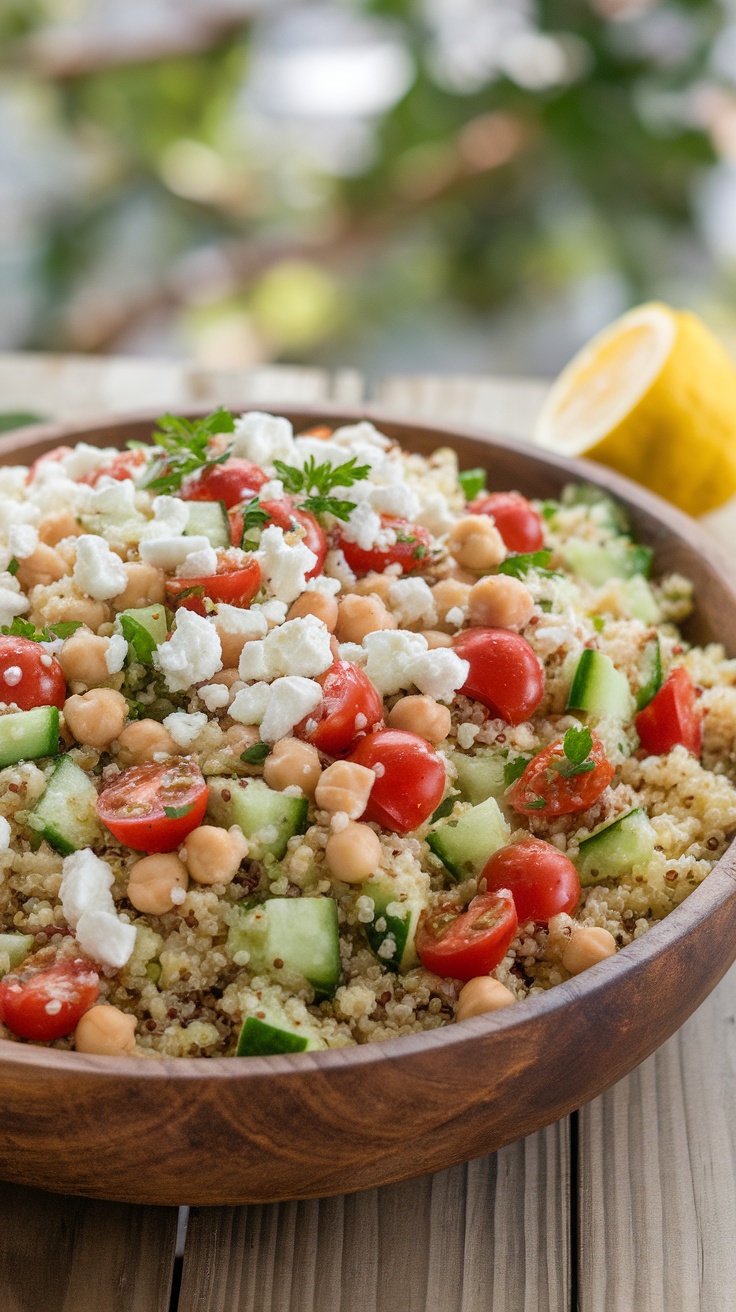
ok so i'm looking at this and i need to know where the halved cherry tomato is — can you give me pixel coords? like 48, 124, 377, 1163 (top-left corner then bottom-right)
509, 735, 614, 818
335, 516, 432, 577
416, 891, 518, 982
453, 628, 544, 725
469, 492, 544, 553
26, 445, 72, 484
96, 759, 209, 853
346, 729, 446, 834
78, 447, 148, 486
481, 839, 580, 924
181, 458, 267, 508
229, 497, 327, 580
295, 661, 383, 756
635, 667, 702, 757
0, 957, 99, 1041
0, 636, 66, 710
165, 552, 262, 615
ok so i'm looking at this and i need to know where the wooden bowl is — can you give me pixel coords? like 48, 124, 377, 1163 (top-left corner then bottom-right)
0, 406, 734, 1207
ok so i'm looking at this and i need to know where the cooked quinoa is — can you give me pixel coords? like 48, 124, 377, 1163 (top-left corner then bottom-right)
0, 411, 734, 1057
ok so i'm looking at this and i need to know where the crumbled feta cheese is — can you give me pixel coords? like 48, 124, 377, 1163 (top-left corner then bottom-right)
0, 815, 10, 853
73, 535, 128, 601
60, 849, 115, 928
7, 524, 38, 559
140, 495, 190, 540
213, 603, 269, 638
323, 548, 356, 588
163, 710, 208, 748
90, 478, 138, 518
155, 609, 223, 693
304, 574, 341, 596
239, 615, 333, 682
257, 598, 288, 625
331, 420, 392, 452
410, 648, 469, 703
0, 498, 40, 531
0, 584, 29, 630
26, 471, 92, 517
457, 722, 481, 750
0, 468, 29, 497
76, 909, 137, 970
230, 676, 322, 742
259, 479, 285, 501
139, 534, 211, 570
198, 682, 231, 712
388, 578, 437, 629
256, 525, 317, 605
232, 411, 296, 469
339, 501, 382, 551
337, 642, 367, 665
105, 633, 128, 675
361, 630, 429, 696
176, 545, 218, 577
416, 492, 455, 536
445, 606, 466, 629
60, 444, 118, 481
369, 484, 421, 519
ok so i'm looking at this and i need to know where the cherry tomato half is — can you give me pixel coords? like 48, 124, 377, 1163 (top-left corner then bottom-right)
347, 729, 446, 834
26, 446, 72, 484
509, 735, 614, 818
416, 891, 518, 982
635, 667, 702, 757
295, 661, 384, 756
181, 458, 267, 508
0, 635, 66, 710
0, 957, 99, 1041
453, 628, 544, 725
165, 552, 262, 615
335, 516, 432, 577
469, 492, 544, 554
481, 839, 580, 924
78, 448, 148, 487
97, 759, 209, 853
229, 497, 327, 580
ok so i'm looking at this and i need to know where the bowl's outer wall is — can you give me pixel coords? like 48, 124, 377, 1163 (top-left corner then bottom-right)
0, 406, 735, 1207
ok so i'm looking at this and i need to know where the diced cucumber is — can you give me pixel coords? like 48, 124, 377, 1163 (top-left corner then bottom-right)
560, 483, 631, 535
427, 797, 510, 881
575, 808, 656, 886
228, 896, 341, 998
184, 500, 231, 550
620, 575, 659, 625
207, 776, 308, 860
28, 754, 101, 855
79, 513, 146, 545
562, 537, 653, 586
236, 1004, 325, 1055
117, 604, 169, 664
361, 874, 426, 972
635, 638, 662, 712
567, 649, 633, 720
0, 706, 59, 769
449, 748, 506, 805
0, 933, 34, 976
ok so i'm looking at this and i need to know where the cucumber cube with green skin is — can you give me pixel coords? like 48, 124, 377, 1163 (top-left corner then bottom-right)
362, 875, 426, 972
561, 484, 631, 536
427, 797, 511, 882
237, 1018, 309, 1056
635, 638, 663, 711
118, 604, 169, 664
621, 575, 660, 625
575, 808, 656, 887
228, 897, 341, 999
449, 748, 507, 805
562, 537, 653, 586
29, 753, 102, 855
207, 777, 308, 860
0, 934, 34, 976
567, 649, 634, 721
184, 500, 231, 550
0, 706, 59, 769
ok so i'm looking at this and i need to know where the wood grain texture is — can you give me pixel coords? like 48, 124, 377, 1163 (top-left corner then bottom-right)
0, 1179, 178, 1311
178, 1125, 569, 1312
578, 961, 736, 1312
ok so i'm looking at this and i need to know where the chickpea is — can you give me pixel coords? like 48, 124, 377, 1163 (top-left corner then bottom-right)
431, 578, 472, 631
467, 575, 534, 630
447, 516, 506, 573
208, 667, 242, 690
214, 624, 254, 671
38, 510, 83, 547
16, 544, 67, 590
287, 592, 338, 631
315, 760, 375, 819
421, 630, 454, 649
41, 593, 110, 631
222, 724, 259, 756
387, 695, 451, 745
325, 821, 382, 883
336, 594, 396, 645
352, 572, 393, 602
456, 977, 516, 1022
63, 688, 127, 750
263, 738, 322, 798
75, 1005, 138, 1057
113, 562, 166, 611
446, 566, 479, 586
127, 853, 188, 915
181, 825, 249, 886
562, 926, 617, 977
58, 630, 114, 688
116, 719, 178, 767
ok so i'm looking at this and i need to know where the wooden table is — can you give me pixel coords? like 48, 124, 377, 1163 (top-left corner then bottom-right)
0, 355, 732, 1312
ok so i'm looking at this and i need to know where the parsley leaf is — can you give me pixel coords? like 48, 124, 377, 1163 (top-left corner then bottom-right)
272, 455, 370, 522
1, 617, 82, 643
525, 797, 547, 810
504, 755, 533, 786
141, 408, 235, 494
7, 557, 19, 577
549, 726, 596, 779
458, 468, 486, 501
430, 795, 456, 823
119, 615, 157, 665
498, 550, 558, 579
239, 496, 271, 549
241, 742, 272, 764
163, 803, 196, 819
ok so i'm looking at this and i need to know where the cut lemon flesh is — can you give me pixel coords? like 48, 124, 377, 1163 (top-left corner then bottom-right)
535, 302, 736, 515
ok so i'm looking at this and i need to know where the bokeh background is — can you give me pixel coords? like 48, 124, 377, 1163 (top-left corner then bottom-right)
2, 0, 736, 381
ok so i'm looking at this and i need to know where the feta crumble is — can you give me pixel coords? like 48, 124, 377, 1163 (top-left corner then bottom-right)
230, 675, 323, 742
73, 535, 128, 601
238, 615, 333, 682
256, 525, 317, 605
163, 710, 208, 749
155, 609, 223, 693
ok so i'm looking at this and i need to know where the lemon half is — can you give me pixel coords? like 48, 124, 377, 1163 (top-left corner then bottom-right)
535, 302, 736, 515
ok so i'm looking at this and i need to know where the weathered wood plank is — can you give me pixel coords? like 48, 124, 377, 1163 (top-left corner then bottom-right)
177, 1123, 570, 1312
373, 374, 548, 442
578, 960, 736, 1312
0, 1181, 178, 1312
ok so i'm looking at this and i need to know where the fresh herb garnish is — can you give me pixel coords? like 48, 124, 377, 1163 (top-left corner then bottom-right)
504, 755, 533, 786
272, 455, 370, 522
458, 468, 486, 501
498, 550, 559, 580
590, 615, 605, 633
140, 408, 235, 494
1, 617, 82, 642
430, 795, 456, 823
118, 615, 157, 665
239, 496, 271, 550
412, 544, 428, 560
550, 726, 596, 779
7, 558, 19, 577
524, 797, 547, 810
241, 742, 271, 764
163, 803, 196, 819
540, 500, 560, 521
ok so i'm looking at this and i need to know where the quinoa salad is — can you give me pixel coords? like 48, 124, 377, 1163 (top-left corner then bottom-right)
0, 409, 733, 1059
